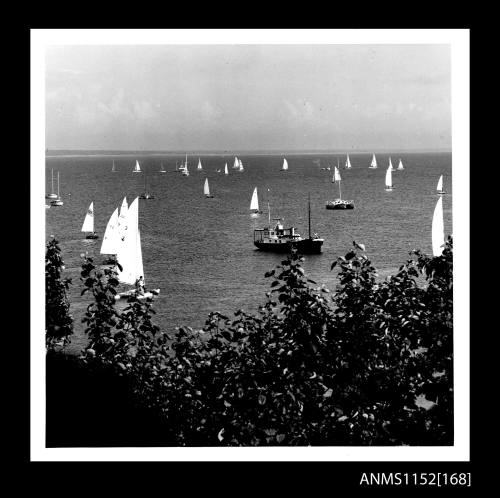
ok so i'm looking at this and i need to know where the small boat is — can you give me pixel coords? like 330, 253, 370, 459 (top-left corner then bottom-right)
114, 197, 160, 301
326, 161, 354, 210
216, 169, 221, 173
250, 187, 262, 214
50, 171, 64, 206
224, 163, 229, 175
432, 196, 445, 256
397, 158, 404, 171
133, 160, 142, 173
112, 160, 117, 173
181, 154, 189, 176
139, 174, 155, 199
100, 206, 120, 256
281, 158, 289, 171
233, 157, 240, 169
81, 201, 98, 239
204, 178, 214, 198
238, 158, 244, 172
369, 153, 378, 169
385, 164, 394, 191
46, 168, 58, 199
436, 174, 446, 195
159, 162, 166, 173
389, 157, 395, 172
197, 158, 203, 171
344, 154, 352, 169
254, 195, 323, 254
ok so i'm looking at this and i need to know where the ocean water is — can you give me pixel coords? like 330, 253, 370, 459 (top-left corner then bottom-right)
45, 152, 453, 355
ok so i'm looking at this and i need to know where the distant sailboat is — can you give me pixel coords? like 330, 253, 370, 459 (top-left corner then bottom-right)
344, 154, 352, 169
46, 169, 58, 199
250, 187, 262, 214
326, 160, 354, 209
436, 175, 446, 195
112, 160, 117, 173
50, 171, 64, 206
204, 178, 214, 198
100, 207, 120, 256
233, 157, 240, 169
159, 162, 166, 173
238, 158, 244, 172
397, 158, 404, 171
182, 154, 189, 176
81, 202, 98, 239
281, 158, 289, 171
389, 157, 395, 171
369, 154, 378, 169
133, 160, 142, 173
115, 196, 160, 301
224, 163, 229, 175
432, 196, 445, 256
385, 165, 393, 191
197, 158, 203, 171
139, 173, 155, 199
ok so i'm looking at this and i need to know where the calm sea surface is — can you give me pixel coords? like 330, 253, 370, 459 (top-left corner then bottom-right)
45, 152, 452, 355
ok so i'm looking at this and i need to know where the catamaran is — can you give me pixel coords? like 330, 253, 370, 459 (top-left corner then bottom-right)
436, 175, 446, 195
250, 187, 262, 214
385, 164, 394, 191
204, 178, 214, 198
369, 154, 378, 169
81, 201, 98, 239
46, 169, 58, 199
133, 160, 142, 173
197, 158, 203, 171
344, 154, 352, 169
114, 196, 160, 301
326, 161, 354, 209
50, 171, 64, 206
281, 158, 289, 171
397, 158, 404, 171
432, 196, 445, 256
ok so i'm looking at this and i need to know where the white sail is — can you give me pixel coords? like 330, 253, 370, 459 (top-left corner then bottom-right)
432, 196, 445, 256
112, 161, 116, 172
370, 154, 377, 168
238, 158, 244, 171
204, 178, 210, 196
81, 202, 94, 232
281, 158, 289, 171
437, 175, 443, 193
385, 165, 393, 188
133, 160, 141, 172
100, 207, 120, 254
160, 162, 166, 172
117, 197, 143, 285
117, 197, 129, 241
197, 158, 203, 170
333, 166, 342, 182
397, 158, 404, 170
233, 157, 239, 169
389, 157, 394, 171
224, 163, 229, 175
345, 155, 352, 169
250, 187, 259, 211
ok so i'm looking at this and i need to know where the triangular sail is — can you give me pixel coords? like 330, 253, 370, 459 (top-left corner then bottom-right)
385, 166, 392, 188
233, 157, 239, 169
250, 187, 259, 211
197, 158, 203, 170
389, 157, 393, 170
112, 161, 116, 172
370, 154, 377, 168
238, 159, 244, 171
204, 178, 210, 196
345, 155, 352, 169
224, 163, 229, 175
117, 197, 143, 285
117, 197, 129, 241
282, 158, 288, 170
437, 175, 443, 192
133, 160, 141, 172
432, 196, 445, 256
81, 202, 94, 232
397, 158, 404, 170
100, 207, 119, 254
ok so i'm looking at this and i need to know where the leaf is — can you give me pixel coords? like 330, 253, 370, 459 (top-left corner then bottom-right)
345, 251, 356, 260
276, 434, 285, 443
330, 261, 337, 270
323, 388, 333, 398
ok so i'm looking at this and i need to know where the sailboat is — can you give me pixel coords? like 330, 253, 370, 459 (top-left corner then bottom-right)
250, 187, 262, 214
436, 175, 446, 195
397, 158, 404, 171
181, 154, 189, 176
133, 160, 142, 173
369, 153, 378, 169
197, 158, 203, 171
139, 173, 155, 199
385, 164, 394, 191
112, 160, 117, 173
46, 169, 58, 199
238, 158, 244, 172
326, 161, 354, 209
389, 157, 395, 171
204, 178, 214, 198
432, 196, 445, 256
281, 158, 289, 171
344, 154, 352, 169
224, 163, 229, 175
50, 171, 64, 206
100, 207, 120, 256
117, 197, 129, 243
114, 196, 160, 301
159, 162, 166, 173
233, 157, 240, 169
81, 201, 98, 239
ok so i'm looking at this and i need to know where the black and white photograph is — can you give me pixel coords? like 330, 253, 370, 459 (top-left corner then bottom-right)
32, 29, 469, 462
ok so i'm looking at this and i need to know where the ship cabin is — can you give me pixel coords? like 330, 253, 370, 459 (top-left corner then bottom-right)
253, 219, 302, 244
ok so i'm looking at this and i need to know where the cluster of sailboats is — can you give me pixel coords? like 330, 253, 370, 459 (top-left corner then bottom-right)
45, 169, 64, 208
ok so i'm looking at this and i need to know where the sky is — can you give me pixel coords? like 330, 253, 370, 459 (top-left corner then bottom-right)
45, 44, 451, 152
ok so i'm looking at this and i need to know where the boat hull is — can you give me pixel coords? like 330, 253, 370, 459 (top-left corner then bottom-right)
114, 288, 160, 301
326, 200, 355, 210
254, 238, 323, 254
86, 234, 99, 239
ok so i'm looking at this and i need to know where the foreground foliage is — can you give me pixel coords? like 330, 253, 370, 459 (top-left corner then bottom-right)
46, 237, 454, 446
